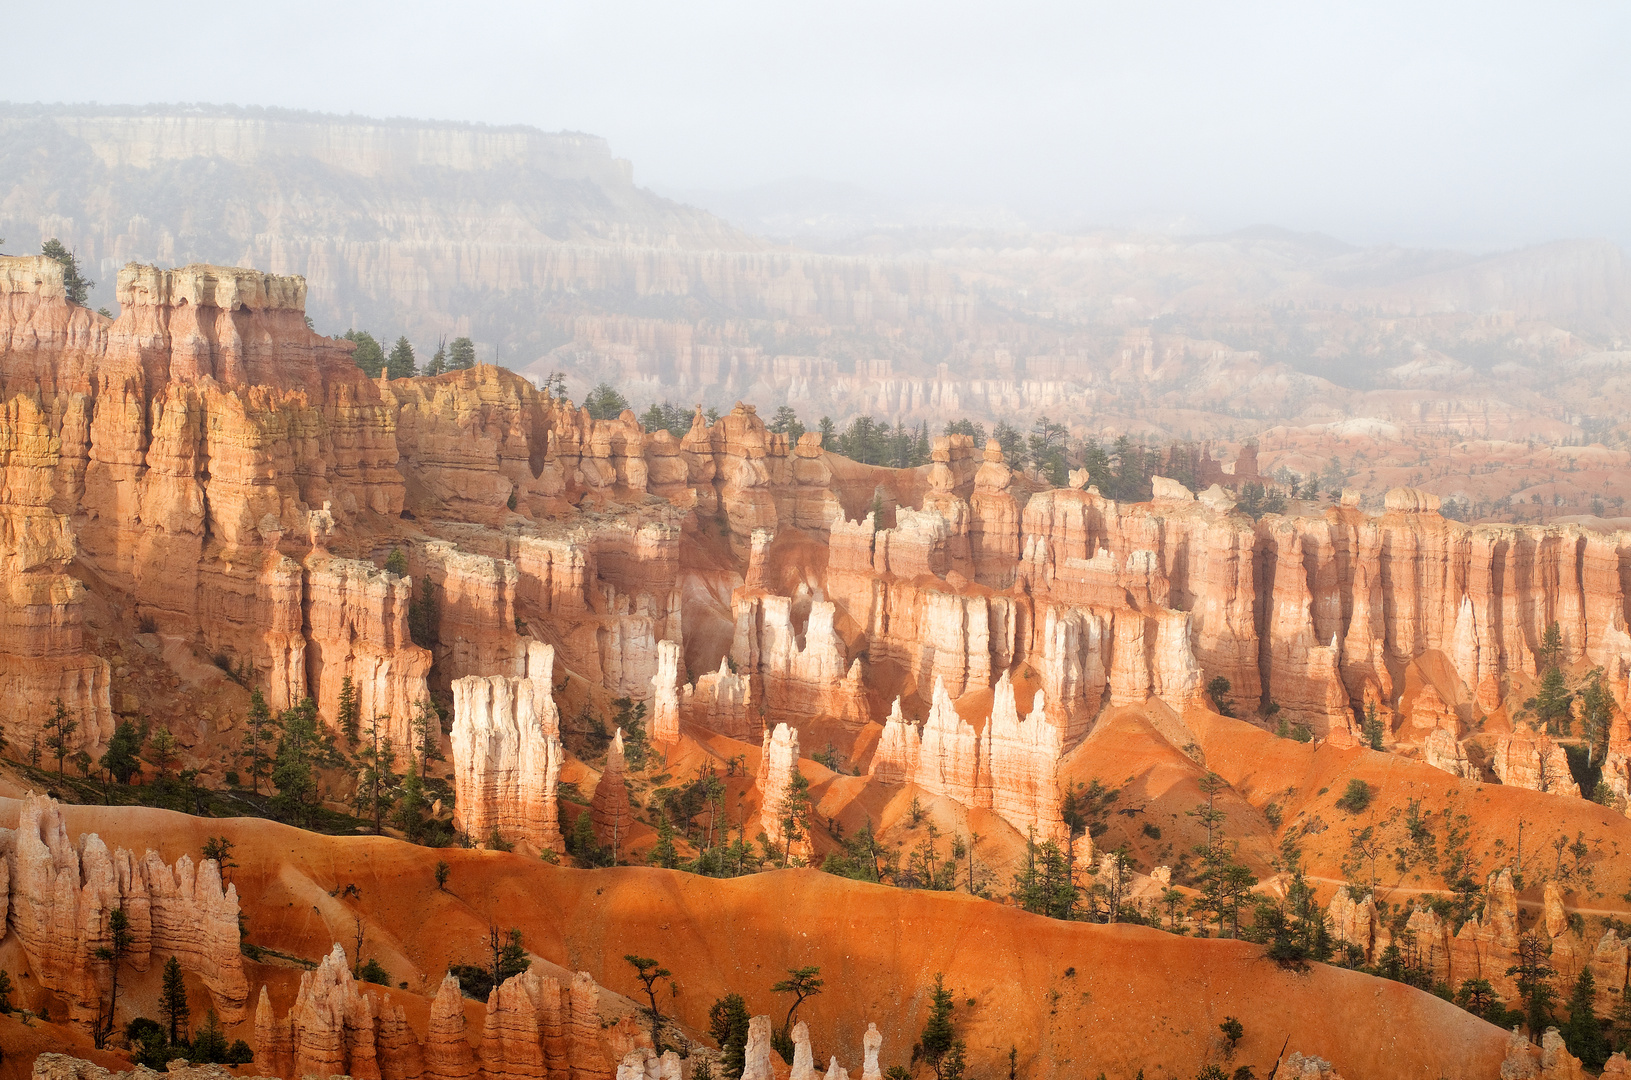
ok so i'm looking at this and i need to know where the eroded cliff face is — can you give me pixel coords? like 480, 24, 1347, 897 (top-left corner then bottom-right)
451, 642, 566, 854
11, 255, 1631, 910
0, 794, 247, 1029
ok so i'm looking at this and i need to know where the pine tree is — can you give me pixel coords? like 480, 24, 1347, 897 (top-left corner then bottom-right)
160, 956, 190, 1046
409, 575, 438, 648
412, 697, 445, 763
240, 688, 275, 794
396, 752, 427, 843
355, 714, 400, 834
709, 992, 751, 1079
43, 697, 78, 773
448, 336, 476, 370
385, 336, 417, 379
41, 238, 93, 305
190, 1009, 228, 1063
1562, 967, 1608, 1068
100, 720, 145, 785
780, 771, 812, 866
649, 814, 679, 868
344, 330, 386, 377
93, 907, 135, 1048
584, 382, 630, 420
148, 727, 178, 778
1507, 933, 1557, 1039
270, 698, 325, 826
425, 339, 447, 376
920, 972, 956, 1077
337, 676, 361, 747
1528, 665, 1574, 735
625, 954, 672, 1051
490, 927, 530, 991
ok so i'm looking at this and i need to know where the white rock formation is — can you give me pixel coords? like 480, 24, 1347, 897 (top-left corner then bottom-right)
450, 640, 565, 853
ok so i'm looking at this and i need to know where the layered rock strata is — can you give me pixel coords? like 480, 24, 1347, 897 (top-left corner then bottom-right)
451, 641, 566, 853
0, 794, 247, 1027
256, 951, 615, 1080
872, 674, 1067, 841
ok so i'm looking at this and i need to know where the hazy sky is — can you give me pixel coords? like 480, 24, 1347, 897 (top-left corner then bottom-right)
6, 1, 1628, 249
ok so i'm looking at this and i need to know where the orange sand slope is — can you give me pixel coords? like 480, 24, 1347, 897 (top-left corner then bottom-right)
0, 798, 1513, 1080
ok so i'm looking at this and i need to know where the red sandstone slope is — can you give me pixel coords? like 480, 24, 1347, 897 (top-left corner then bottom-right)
0, 798, 1513, 1080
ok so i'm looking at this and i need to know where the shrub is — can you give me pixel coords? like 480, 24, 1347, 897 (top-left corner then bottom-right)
1335, 779, 1373, 814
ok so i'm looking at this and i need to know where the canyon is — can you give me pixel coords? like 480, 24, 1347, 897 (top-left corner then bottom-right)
6, 106, 1631, 528
7, 253, 1631, 1078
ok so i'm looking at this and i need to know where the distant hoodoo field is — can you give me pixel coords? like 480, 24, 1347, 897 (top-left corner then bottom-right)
5, 253, 1631, 1079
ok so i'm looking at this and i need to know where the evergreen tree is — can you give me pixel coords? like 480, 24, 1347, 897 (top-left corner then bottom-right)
160, 955, 190, 1046
43, 697, 78, 774
337, 676, 361, 747
189, 1009, 228, 1063
412, 696, 445, 763
1581, 668, 1615, 765
1361, 701, 1386, 751
396, 752, 427, 843
1528, 665, 1574, 735
1612, 983, 1631, 1054
344, 330, 386, 377
148, 727, 178, 778
838, 415, 888, 465
202, 836, 237, 886
41, 238, 93, 305
1562, 967, 1608, 1069
1011, 837, 1077, 918
94, 907, 135, 1048
993, 421, 1026, 468
448, 336, 476, 370
0, 968, 12, 1013
920, 972, 957, 1078
409, 575, 438, 648
1538, 621, 1565, 670
384, 546, 409, 577
355, 713, 400, 834
771, 966, 823, 1037
568, 808, 603, 865
270, 697, 327, 827
649, 814, 679, 868
490, 926, 530, 992
767, 405, 805, 441
240, 688, 275, 793
385, 336, 417, 379
943, 418, 987, 446
100, 720, 146, 785
1507, 933, 1557, 1039
584, 382, 631, 420
626, 955, 673, 1051
424, 339, 447, 377
1026, 416, 1069, 485
779, 771, 813, 867
709, 992, 751, 1079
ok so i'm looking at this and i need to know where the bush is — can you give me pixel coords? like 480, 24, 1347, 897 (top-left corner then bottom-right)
357, 957, 391, 986
1334, 779, 1373, 814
